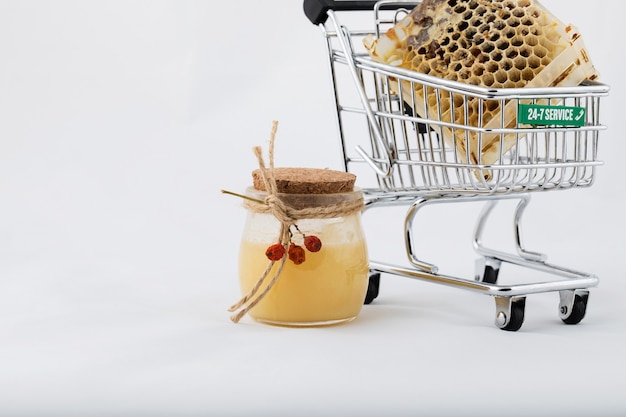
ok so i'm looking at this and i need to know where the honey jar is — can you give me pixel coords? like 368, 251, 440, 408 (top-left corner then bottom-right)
230, 167, 369, 326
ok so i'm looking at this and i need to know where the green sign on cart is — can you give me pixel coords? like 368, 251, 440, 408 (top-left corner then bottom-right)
518, 103, 586, 127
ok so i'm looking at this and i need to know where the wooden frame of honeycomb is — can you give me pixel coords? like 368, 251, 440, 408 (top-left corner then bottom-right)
363, 0, 599, 179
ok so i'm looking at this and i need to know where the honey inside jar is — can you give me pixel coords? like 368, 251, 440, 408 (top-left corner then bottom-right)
238, 213, 369, 326
234, 167, 369, 327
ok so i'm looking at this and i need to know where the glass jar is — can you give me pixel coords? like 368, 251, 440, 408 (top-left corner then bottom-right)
235, 170, 369, 327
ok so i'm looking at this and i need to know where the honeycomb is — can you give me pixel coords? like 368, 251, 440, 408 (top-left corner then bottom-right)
363, 0, 599, 178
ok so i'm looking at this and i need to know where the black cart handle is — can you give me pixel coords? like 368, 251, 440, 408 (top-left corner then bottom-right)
303, 0, 379, 25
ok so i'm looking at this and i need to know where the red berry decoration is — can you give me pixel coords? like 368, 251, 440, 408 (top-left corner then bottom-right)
265, 243, 285, 261
288, 243, 306, 265
304, 235, 322, 252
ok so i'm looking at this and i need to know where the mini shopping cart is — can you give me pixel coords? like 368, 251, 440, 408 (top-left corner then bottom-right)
303, 0, 610, 330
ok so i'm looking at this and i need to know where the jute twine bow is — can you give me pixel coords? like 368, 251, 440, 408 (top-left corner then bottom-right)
226, 121, 364, 323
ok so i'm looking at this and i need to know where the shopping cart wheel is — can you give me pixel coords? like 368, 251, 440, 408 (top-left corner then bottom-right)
559, 290, 589, 325
475, 257, 501, 284
494, 296, 526, 331
364, 272, 380, 304
482, 265, 499, 284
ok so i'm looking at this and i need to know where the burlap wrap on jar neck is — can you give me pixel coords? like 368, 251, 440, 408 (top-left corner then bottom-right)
242, 190, 364, 223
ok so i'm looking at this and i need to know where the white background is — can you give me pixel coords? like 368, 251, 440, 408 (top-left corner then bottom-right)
1, 1, 624, 416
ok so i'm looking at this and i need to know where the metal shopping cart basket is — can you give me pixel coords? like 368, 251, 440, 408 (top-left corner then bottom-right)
303, 0, 610, 330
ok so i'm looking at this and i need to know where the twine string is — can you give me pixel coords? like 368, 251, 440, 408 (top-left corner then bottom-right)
228, 120, 364, 323
229, 121, 290, 323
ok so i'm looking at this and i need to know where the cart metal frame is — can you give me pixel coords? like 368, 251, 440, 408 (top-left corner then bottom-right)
304, 0, 609, 330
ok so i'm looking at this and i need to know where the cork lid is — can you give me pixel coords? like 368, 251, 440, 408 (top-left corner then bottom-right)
252, 167, 356, 194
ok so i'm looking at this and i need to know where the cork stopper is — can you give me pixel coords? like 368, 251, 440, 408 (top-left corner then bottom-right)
252, 167, 356, 194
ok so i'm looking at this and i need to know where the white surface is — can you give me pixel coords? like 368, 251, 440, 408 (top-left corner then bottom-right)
1, 1, 625, 416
